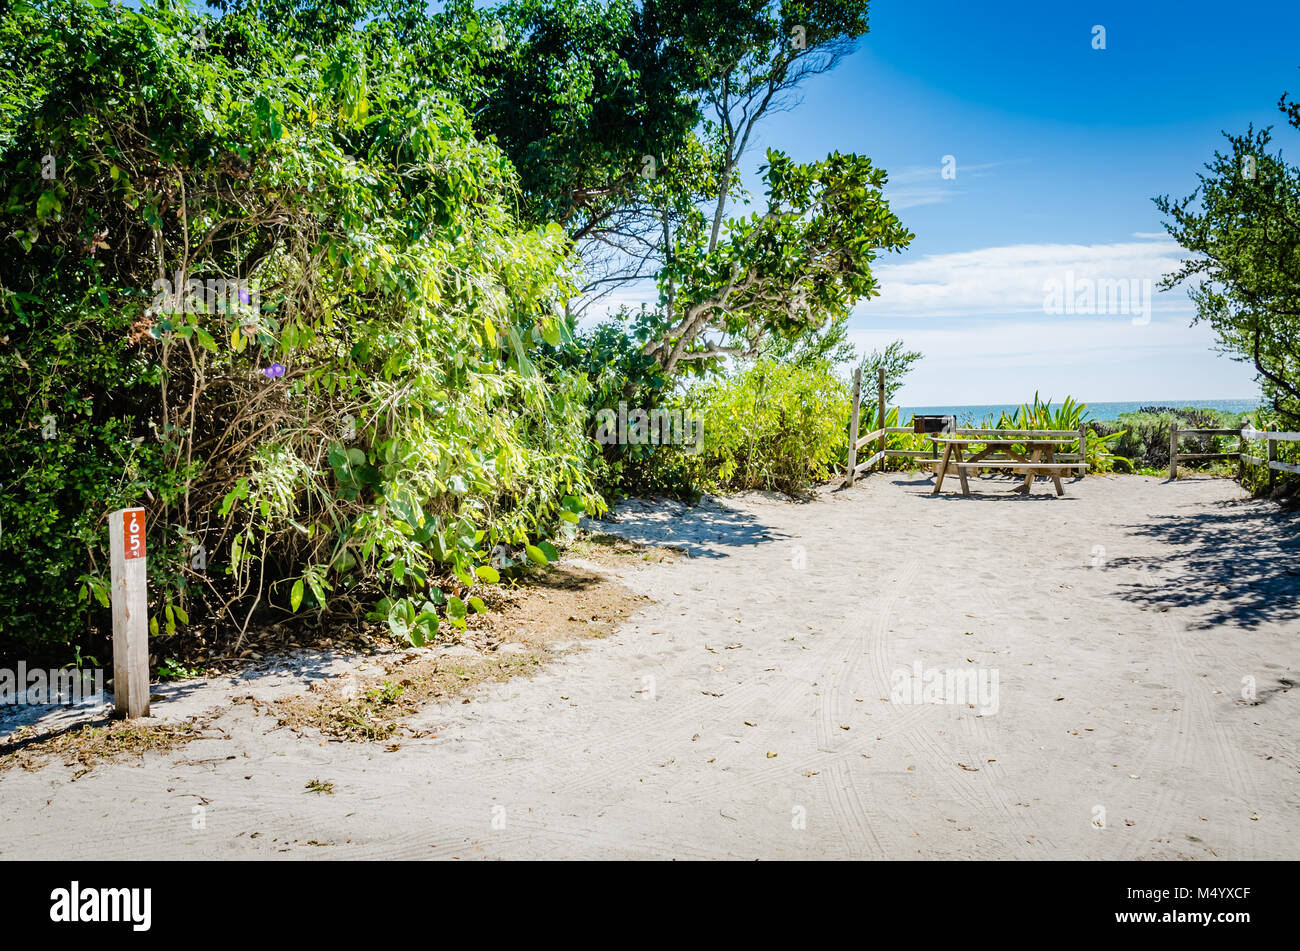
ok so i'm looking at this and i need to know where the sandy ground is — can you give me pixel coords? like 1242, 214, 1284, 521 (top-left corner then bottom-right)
1, 472, 1296, 860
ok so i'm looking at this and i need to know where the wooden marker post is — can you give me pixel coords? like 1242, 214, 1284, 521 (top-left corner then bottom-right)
1168, 423, 1178, 481
876, 368, 886, 472
1238, 420, 1247, 482
109, 507, 150, 718
845, 366, 862, 487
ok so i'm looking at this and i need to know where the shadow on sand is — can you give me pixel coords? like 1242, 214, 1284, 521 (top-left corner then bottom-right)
1108, 497, 1299, 630
595, 498, 789, 558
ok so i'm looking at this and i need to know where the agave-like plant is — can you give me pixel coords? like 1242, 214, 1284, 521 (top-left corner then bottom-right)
985, 393, 1128, 472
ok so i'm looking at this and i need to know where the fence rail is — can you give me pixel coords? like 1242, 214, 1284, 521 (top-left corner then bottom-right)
1169, 422, 1300, 483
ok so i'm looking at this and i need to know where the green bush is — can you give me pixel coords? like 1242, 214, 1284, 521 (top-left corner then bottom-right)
1092, 405, 1251, 473
0, 2, 602, 655
663, 359, 849, 495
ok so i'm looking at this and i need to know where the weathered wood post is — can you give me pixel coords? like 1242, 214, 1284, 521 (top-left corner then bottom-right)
1238, 419, 1247, 481
1168, 422, 1178, 480
1268, 434, 1278, 491
1077, 423, 1087, 472
845, 365, 862, 487
877, 368, 886, 472
109, 507, 150, 718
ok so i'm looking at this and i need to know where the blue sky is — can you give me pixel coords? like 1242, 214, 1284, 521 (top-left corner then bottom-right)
737, 0, 1300, 404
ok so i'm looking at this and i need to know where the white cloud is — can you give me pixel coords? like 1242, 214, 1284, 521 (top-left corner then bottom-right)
883, 160, 1018, 210
860, 238, 1193, 319
845, 316, 1256, 404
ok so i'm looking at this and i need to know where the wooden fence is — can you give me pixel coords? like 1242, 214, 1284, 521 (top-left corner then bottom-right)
1170, 422, 1300, 485
845, 389, 1300, 489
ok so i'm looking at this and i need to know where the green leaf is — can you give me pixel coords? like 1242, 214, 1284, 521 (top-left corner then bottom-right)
453, 561, 475, 587
524, 544, 548, 565
538, 540, 560, 562
290, 579, 304, 612
474, 564, 500, 583
36, 189, 61, 220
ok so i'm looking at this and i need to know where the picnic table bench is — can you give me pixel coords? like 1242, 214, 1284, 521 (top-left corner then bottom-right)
926, 433, 1089, 497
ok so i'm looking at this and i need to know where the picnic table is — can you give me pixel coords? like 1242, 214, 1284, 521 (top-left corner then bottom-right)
927, 434, 1087, 497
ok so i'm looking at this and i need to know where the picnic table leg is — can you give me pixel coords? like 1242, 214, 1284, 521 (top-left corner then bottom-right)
1021, 447, 1041, 494
932, 443, 953, 494
955, 445, 971, 496
1047, 447, 1064, 496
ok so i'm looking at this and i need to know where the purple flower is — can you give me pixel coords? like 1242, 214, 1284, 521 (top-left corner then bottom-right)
263, 362, 285, 379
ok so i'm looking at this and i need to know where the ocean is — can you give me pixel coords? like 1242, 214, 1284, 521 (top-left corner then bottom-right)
897, 399, 1259, 424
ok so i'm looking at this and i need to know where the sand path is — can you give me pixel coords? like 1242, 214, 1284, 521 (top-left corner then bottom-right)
1, 474, 1296, 859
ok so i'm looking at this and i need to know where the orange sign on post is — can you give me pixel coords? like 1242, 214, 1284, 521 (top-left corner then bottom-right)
122, 507, 146, 560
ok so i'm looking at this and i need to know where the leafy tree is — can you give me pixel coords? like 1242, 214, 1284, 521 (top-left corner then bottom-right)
646, 149, 912, 374
0, 0, 598, 651
652, 0, 871, 250
1155, 89, 1300, 425
859, 339, 922, 405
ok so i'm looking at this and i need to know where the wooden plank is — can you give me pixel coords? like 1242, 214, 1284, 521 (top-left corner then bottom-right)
1241, 454, 1266, 466
853, 450, 885, 474
955, 444, 971, 495
1243, 428, 1300, 441
954, 429, 1077, 438
1270, 459, 1300, 474
1173, 452, 1239, 462
883, 449, 931, 457
1022, 446, 1042, 493
109, 507, 150, 719
952, 462, 1088, 470
1047, 446, 1065, 496
854, 427, 886, 451
1176, 428, 1241, 437
877, 369, 886, 472
933, 436, 1075, 445
932, 442, 953, 494
845, 366, 862, 487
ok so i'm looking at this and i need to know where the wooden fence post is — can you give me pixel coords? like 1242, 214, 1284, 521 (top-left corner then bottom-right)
1077, 423, 1087, 470
1168, 423, 1178, 480
1268, 435, 1277, 490
877, 368, 886, 472
846, 366, 862, 487
1238, 420, 1247, 481
109, 507, 150, 719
